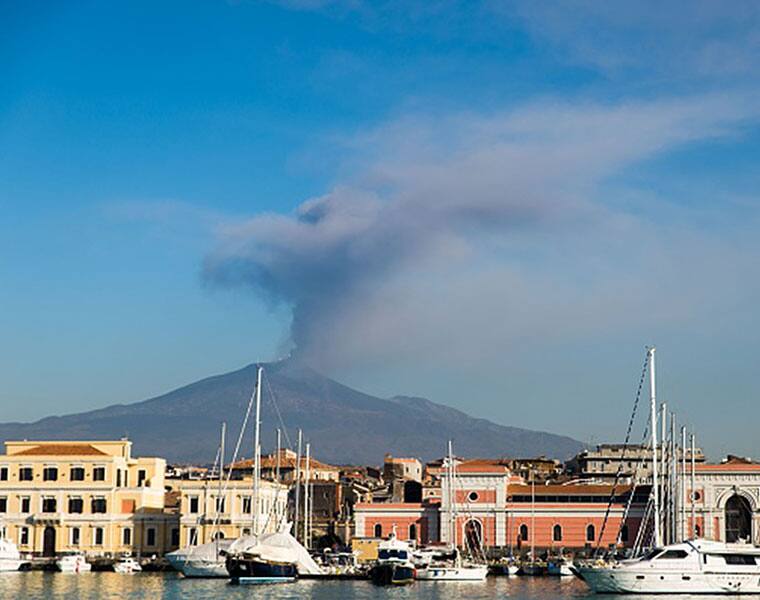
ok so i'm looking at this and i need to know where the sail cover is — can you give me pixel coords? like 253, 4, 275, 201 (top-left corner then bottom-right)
227, 524, 322, 575
167, 538, 233, 562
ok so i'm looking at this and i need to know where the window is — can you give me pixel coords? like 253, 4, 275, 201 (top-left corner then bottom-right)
586, 524, 596, 542
42, 497, 57, 513
91, 497, 107, 513
171, 528, 180, 547
212, 531, 224, 541
20, 497, 30, 513
0, 498, 6, 513
374, 523, 383, 537
0, 467, 7, 481
68, 497, 83, 514
43, 466, 58, 481
468, 491, 479, 502
147, 527, 156, 547
553, 524, 562, 542
189, 528, 198, 546
116, 470, 121, 487
123, 471, 128, 487
722, 554, 756, 565
695, 524, 702, 536
189, 496, 199, 514
70, 467, 85, 481
123, 528, 132, 545
215, 497, 225, 513
71, 527, 80, 546
94, 527, 104, 546
242, 528, 251, 536
19, 467, 33, 481
19, 527, 29, 546
242, 496, 252, 514
409, 523, 417, 541
657, 550, 689, 559
519, 524, 529, 541
93, 466, 106, 481
138, 470, 147, 487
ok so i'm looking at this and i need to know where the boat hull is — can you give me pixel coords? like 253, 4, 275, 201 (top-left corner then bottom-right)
370, 563, 416, 585
226, 556, 298, 584
547, 562, 574, 576
578, 566, 760, 594
0, 559, 23, 572
417, 565, 488, 581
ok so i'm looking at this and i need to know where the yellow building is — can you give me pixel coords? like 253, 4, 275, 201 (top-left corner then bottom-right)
0, 439, 178, 557
173, 476, 289, 547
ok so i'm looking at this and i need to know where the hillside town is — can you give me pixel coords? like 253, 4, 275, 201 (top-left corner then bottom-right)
1, 435, 758, 569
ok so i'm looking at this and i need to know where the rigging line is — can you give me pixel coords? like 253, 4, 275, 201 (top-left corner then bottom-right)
263, 371, 293, 450
595, 349, 649, 554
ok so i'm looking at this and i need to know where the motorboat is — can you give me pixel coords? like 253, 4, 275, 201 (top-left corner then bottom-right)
547, 556, 574, 576
416, 547, 488, 581
57, 552, 92, 573
225, 525, 322, 584
0, 538, 23, 572
576, 539, 760, 594
166, 539, 233, 577
369, 531, 416, 585
113, 556, 142, 574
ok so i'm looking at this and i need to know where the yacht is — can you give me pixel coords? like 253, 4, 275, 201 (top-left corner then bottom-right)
577, 539, 760, 594
369, 531, 416, 585
166, 539, 233, 577
113, 555, 142, 574
57, 552, 92, 573
0, 537, 23, 572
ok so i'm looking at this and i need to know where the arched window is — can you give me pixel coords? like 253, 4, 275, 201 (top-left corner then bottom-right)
694, 523, 701, 537
725, 495, 752, 542
519, 524, 529, 541
620, 525, 629, 543
553, 524, 562, 542
374, 523, 382, 538
212, 531, 225, 540
586, 524, 595, 542
409, 523, 417, 541
464, 519, 483, 552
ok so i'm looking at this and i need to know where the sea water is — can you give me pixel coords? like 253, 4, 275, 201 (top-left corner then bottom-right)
0, 572, 602, 600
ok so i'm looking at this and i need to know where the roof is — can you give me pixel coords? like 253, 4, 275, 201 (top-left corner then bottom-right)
13, 443, 108, 457
231, 454, 339, 472
507, 483, 633, 496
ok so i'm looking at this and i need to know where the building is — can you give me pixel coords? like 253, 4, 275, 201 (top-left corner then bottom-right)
230, 448, 341, 483
0, 440, 177, 557
566, 444, 705, 483
173, 476, 288, 547
683, 455, 760, 543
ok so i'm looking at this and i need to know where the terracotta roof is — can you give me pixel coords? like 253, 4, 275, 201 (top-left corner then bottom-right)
14, 443, 108, 456
508, 484, 633, 496
695, 463, 760, 472
231, 454, 339, 472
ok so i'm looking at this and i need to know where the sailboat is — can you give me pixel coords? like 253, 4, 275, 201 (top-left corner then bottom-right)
417, 441, 488, 581
518, 477, 544, 575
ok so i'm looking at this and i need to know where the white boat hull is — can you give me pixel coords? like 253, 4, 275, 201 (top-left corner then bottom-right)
173, 558, 228, 578
57, 558, 92, 573
578, 566, 760, 594
417, 565, 488, 581
0, 558, 23, 572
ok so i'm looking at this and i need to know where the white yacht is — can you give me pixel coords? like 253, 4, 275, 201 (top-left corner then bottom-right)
369, 531, 416, 585
113, 556, 142, 574
57, 552, 92, 573
0, 537, 23, 572
577, 539, 760, 594
166, 538, 233, 577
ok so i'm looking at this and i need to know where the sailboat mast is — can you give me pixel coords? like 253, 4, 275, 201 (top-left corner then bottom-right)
531, 476, 535, 559
252, 366, 262, 536
670, 412, 676, 544
649, 347, 661, 547
276, 428, 281, 482
660, 402, 667, 543
690, 432, 696, 538
303, 442, 311, 547
295, 429, 302, 541
217, 421, 226, 553
681, 426, 687, 540
447, 440, 455, 547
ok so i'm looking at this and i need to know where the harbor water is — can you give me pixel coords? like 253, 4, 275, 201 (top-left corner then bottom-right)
0, 573, 600, 600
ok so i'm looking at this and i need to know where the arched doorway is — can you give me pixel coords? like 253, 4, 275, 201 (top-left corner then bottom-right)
464, 519, 483, 553
725, 495, 752, 543
43, 526, 56, 557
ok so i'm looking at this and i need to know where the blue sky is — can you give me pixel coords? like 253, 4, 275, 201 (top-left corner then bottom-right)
2, 1, 760, 459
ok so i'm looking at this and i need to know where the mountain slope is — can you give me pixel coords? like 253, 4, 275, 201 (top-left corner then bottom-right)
0, 360, 583, 464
